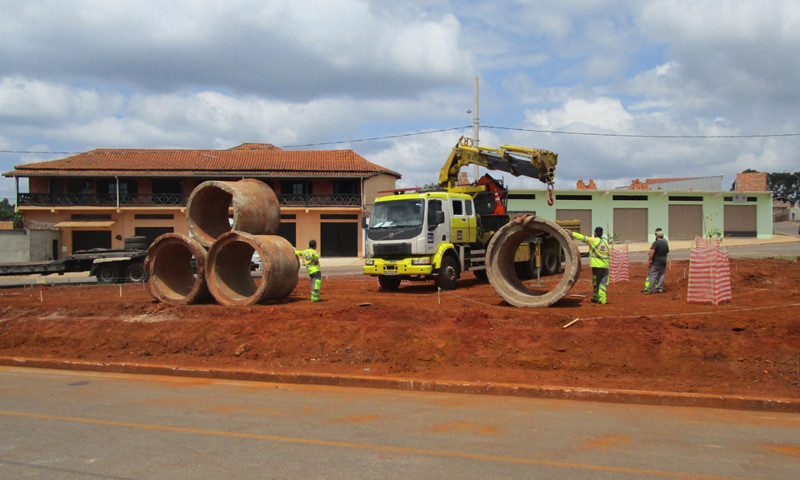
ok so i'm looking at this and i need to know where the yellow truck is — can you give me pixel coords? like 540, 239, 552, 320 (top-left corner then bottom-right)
363, 137, 576, 291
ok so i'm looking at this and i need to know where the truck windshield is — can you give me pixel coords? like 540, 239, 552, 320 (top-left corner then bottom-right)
369, 199, 424, 228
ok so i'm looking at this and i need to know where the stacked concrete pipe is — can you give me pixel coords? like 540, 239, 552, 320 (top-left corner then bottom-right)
145, 179, 299, 305
206, 231, 299, 306
145, 233, 210, 305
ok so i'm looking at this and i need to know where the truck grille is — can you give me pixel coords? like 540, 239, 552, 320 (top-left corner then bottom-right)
373, 243, 412, 259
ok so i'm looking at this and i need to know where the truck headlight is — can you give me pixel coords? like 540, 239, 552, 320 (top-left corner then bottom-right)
411, 258, 431, 265
365, 258, 374, 266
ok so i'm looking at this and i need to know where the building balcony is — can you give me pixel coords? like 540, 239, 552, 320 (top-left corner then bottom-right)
17, 192, 362, 208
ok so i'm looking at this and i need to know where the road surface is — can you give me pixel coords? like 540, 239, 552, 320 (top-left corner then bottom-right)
1, 367, 798, 479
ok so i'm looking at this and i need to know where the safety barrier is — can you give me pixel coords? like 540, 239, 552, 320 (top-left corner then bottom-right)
609, 243, 629, 284
687, 247, 732, 305
695, 236, 722, 249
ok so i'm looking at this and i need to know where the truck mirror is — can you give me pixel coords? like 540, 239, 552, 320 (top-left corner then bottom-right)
429, 210, 444, 227
362, 217, 368, 229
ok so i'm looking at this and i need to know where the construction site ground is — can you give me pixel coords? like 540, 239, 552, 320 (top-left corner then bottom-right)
2, 243, 800, 408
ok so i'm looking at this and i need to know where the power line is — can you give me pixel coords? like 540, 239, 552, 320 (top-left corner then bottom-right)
485, 125, 800, 139
279, 127, 470, 149
1, 124, 799, 156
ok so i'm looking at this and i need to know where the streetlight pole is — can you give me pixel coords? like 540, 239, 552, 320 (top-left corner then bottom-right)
472, 76, 479, 182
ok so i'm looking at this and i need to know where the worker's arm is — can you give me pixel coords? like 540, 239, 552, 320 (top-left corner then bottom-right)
647, 247, 655, 266
571, 231, 586, 243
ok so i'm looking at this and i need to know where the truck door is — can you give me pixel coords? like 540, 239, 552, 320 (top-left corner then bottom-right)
450, 198, 475, 244
426, 199, 449, 252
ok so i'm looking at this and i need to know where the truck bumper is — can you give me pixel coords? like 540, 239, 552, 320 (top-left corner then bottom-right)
363, 259, 433, 277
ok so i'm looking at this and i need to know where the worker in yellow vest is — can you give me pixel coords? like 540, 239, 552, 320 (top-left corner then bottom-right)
572, 227, 610, 304
295, 240, 322, 302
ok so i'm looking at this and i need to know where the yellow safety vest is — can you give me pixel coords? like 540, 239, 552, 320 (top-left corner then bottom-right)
572, 232, 609, 269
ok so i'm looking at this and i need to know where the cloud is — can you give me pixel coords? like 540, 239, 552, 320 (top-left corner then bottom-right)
0, 0, 472, 100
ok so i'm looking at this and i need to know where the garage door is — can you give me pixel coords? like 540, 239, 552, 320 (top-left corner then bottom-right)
321, 222, 358, 257
668, 205, 703, 240
613, 208, 648, 242
556, 209, 592, 236
724, 205, 757, 237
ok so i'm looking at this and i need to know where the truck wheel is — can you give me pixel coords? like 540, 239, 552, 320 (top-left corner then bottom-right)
378, 276, 402, 291
437, 256, 459, 291
541, 248, 561, 275
94, 264, 121, 284
124, 263, 147, 283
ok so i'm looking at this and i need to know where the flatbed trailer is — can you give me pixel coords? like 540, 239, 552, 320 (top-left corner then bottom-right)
0, 249, 148, 283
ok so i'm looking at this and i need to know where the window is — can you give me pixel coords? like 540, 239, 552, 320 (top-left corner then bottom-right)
333, 180, 359, 195
281, 181, 311, 196
465, 200, 473, 216
452, 199, 463, 215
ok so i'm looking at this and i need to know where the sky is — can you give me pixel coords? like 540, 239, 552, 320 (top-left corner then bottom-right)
1, 0, 799, 201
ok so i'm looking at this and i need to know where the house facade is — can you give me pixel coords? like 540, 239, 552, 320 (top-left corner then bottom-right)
3, 143, 399, 260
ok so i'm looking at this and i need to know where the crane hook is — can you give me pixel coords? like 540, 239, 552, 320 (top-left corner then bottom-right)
546, 182, 555, 206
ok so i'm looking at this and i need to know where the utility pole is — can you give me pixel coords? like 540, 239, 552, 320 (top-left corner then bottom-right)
472, 76, 480, 182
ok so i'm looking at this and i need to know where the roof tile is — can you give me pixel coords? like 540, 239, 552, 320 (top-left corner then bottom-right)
5, 144, 401, 179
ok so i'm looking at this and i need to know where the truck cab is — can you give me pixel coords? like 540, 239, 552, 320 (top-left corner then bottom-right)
363, 191, 478, 290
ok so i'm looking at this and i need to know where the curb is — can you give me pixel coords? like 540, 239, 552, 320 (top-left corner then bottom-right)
2, 357, 798, 413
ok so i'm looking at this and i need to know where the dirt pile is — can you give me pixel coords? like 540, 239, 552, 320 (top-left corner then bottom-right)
1, 258, 799, 398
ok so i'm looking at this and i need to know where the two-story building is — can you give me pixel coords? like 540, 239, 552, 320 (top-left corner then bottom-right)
3, 143, 400, 260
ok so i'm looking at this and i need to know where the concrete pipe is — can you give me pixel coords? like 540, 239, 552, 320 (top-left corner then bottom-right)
205, 231, 299, 306
486, 215, 581, 307
145, 233, 210, 305
187, 179, 280, 248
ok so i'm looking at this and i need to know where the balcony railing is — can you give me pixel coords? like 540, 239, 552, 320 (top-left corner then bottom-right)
278, 194, 361, 207
17, 193, 189, 207
17, 192, 362, 208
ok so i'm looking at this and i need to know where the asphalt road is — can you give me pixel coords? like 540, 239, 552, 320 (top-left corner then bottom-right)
1, 367, 798, 479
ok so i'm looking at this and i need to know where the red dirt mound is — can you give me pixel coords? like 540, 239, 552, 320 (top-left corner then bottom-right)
1, 258, 799, 398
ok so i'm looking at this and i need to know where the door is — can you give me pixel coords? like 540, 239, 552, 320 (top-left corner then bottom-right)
134, 227, 174, 247
613, 208, 648, 242
556, 209, 592, 236
668, 205, 703, 240
449, 198, 476, 244
724, 205, 757, 237
321, 222, 358, 257
278, 222, 297, 247
72, 230, 111, 252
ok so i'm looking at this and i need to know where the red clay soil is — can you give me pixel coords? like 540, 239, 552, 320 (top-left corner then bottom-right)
1, 257, 799, 399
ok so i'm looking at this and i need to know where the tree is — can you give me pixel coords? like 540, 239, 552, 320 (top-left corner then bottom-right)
768, 172, 800, 205
0, 198, 18, 221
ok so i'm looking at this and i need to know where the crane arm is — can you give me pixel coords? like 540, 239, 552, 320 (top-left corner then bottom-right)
437, 137, 558, 189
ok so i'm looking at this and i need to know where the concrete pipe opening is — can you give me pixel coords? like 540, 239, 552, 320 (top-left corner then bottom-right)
486, 215, 581, 307
206, 231, 299, 306
186, 179, 280, 248
145, 233, 210, 305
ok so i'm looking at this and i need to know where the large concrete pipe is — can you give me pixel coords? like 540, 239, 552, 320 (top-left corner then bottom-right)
187, 179, 280, 248
486, 215, 581, 307
145, 233, 210, 305
205, 231, 299, 306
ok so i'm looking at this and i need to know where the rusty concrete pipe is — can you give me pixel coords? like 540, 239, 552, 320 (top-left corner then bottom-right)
205, 231, 299, 306
486, 215, 581, 307
145, 233, 210, 305
187, 179, 280, 248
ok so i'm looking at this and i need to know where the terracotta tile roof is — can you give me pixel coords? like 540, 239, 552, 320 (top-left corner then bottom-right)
4, 143, 401, 179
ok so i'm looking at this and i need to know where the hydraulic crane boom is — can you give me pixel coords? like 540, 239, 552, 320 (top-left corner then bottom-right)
437, 137, 558, 190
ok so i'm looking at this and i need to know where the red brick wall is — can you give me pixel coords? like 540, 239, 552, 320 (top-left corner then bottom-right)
736, 172, 767, 191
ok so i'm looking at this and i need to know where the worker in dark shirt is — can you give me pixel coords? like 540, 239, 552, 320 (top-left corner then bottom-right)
645, 228, 669, 294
